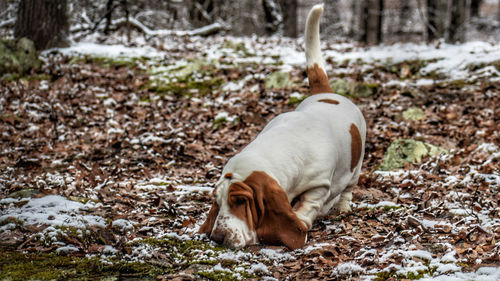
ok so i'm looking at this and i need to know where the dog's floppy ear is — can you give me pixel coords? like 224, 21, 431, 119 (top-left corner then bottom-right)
244, 171, 307, 250
228, 182, 260, 230
199, 201, 219, 235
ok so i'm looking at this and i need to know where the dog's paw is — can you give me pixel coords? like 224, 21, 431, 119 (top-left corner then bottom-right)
336, 201, 352, 214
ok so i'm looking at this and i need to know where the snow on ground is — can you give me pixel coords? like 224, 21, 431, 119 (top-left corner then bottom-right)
2, 35, 499, 279
49, 42, 165, 59
0, 195, 105, 228
324, 41, 500, 81
53, 36, 500, 84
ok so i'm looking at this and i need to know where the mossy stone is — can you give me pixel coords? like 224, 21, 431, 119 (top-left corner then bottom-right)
380, 139, 447, 170
0, 37, 40, 77
330, 79, 354, 96
402, 107, 425, 121
265, 71, 292, 89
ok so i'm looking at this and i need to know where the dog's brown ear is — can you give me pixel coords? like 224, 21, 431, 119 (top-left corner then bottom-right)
199, 201, 219, 235
228, 182, 259, 230
245, 171, 307, 250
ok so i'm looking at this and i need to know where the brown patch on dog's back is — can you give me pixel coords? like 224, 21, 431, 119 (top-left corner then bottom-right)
318, 98, 339, 105
306, 63, 333, 95
349, 123, 362, 172
224, 173, 233, 179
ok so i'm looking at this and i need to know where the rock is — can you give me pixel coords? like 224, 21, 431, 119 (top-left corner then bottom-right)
7, 188, 40, 199
330, 79, 379, 97
265, 71, 291, 89
380, 139, 447, 170
331, 79, 354, 96
402, 107, 425, 121
0, 37, 40, 76
352, 82, 379, 97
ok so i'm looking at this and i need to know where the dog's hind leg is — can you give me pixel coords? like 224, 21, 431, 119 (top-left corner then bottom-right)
333, 164, 362, 214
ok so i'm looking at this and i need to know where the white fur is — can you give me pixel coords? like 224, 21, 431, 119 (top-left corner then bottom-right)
209, 4, 366, 248
305, 4, 325, 69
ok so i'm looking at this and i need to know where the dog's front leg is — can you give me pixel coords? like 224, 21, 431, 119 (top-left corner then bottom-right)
292, 186, 330, 229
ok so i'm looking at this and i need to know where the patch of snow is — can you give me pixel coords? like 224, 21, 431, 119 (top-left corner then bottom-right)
52, 42, 165, 58
0, 195, 106, 228
214, 111, 237, 123
259, 248, 294, 262
301, 242, 331, 254
56, 244, 79, 254
420, 266, 500, 281
357, 200, 401, 209
102, 245, 119, 255
324, 41, 500, 81
216, 250, 253, 262
250, 262, 269, 275
222, 81, 243, 92
111, 219, 135, 232
332, 262, 365, 277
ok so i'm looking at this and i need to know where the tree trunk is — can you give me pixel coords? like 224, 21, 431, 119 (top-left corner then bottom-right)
498, 0, 500, 21
322, 0, 342, 36
188, 0, 215, 28
426, 0, 447, 41
104, 0, 114, 35
278, 0, 297, 37
470, 0, 481, 17
14, 0, 69, 50
446, 0, 467, 43
263, 0, 282, 34
359, 0, 383, 45
398, 0, 411, 33
349, 0, 360, 37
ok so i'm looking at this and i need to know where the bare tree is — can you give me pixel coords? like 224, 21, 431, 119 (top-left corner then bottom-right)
426, 0, 447, 41
498, 0, 500, 21
446, 0, 468, 43
470, 0, 482, 17
349, 0, 360, 37
263, 0, 282, 34
322, 0, 343, 36
14, 0, 69, 50
278, 0, 297, 37
398, 0, 411, 34
359, 0, 383, 45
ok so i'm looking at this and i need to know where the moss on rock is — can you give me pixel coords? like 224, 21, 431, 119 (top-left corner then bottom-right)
402, 107, 425, 121
380, 139, 447, 170
0, 38, 40, 77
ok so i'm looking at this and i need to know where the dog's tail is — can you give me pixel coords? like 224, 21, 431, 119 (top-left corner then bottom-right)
305, 4, 333, 95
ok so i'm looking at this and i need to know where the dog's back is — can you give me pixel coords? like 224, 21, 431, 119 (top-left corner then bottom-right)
223, 4, 365, 202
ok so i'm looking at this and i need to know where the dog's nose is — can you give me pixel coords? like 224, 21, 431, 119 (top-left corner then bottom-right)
210, 229, 225, 244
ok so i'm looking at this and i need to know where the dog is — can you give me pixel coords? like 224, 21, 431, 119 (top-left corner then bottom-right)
199, 4, 366, 250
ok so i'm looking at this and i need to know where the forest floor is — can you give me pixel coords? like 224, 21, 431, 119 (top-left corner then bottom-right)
0, 33, 499, 280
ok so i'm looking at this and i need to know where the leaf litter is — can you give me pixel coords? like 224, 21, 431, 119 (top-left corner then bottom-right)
0, 34, 499, 280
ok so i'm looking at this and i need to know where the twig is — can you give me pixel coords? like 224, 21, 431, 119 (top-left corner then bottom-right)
112, 17, 228, 37
0, 18, 15, 29
416, 0, 437, 37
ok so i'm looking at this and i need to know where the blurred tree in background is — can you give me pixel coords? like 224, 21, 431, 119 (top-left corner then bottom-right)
14, 0, 69, 49
0, 0, 499, 45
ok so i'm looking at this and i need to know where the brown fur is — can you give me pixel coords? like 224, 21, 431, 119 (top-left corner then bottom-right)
349, 123, 362, 172
199, 171, 307, 249
306, 63, 333, 95
199, 201, 220, 235
318, 98, 339, 105
228, 182, 259, 230
224, 173, 233, 179
240, 171, 307, 249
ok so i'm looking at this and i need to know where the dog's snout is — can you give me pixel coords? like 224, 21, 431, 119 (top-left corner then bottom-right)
210, 229, 225, 244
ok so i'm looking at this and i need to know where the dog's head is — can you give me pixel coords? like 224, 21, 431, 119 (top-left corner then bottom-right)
199, 171, 307, 249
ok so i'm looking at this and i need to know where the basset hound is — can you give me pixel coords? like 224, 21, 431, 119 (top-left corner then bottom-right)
199, 4, 366, 250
